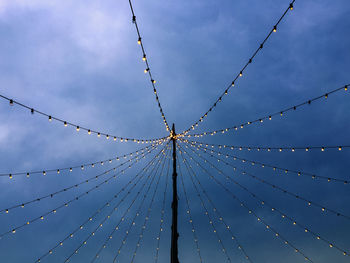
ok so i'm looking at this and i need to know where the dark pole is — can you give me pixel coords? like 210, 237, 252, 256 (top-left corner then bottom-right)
171, 123, 179, 263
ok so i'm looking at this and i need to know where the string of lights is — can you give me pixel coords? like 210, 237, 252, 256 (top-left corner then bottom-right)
34, 143, 169, 263
176, 161, 203, 263
1, 144, 158, 239
127, 0, 170, 132
178, 150, 233, 262
112, 147, 170, 263
90, 146, 170, 263
184, 142, 350, 221
63, 146, 170, 263
183, 139, 349, 184
184, 139, 349, 153
154, 155, 171, 263
181, 1, 296, 135
178, 148, 253, 262
181, 84, 349, 138
1, 143, 156, 177
1, 144, 160, 215
1, 94, 168, 143
177, 143, 313, 262
129, 149, 171, 263
182, 143, 349, 257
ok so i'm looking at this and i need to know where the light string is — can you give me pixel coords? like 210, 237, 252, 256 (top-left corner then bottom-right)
176, 159, 203, 263
34, 142, 169, 263
1, 143, 156, 178
128, 0, 170, 132
179, 148, 233, 262
129, 147, 171, 263
178, 147, 253, 262
154, 152, 171, 263
177, 143, 313, 262
1, 143, 160, 239
183, 139, 349, 184
1, 94, 168, 143
185, 142, 350, 220
62, 144, 170, 263
90, 146, 170, 263
1, 144, 160, 215
182, 142, 349, 257
182, 84, 349, 138
181, 1, 296, 135
184, 139, 349, 153
112, 146, 170, 263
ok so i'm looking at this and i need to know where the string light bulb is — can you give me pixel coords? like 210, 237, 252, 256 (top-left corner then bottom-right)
76, 126, 80, 132
137, 37, 141, 45
273, 26, 277, 32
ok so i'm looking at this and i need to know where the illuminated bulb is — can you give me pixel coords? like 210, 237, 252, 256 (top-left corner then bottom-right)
321, 147, 325, 151
12, 229, 16, 234
70, 168, 72, 172
114, 137, 117, 141
41, 216, 44, 220
142, 54, 146, 61
76, 126, 80, 131
273, 26, 277, 32
43, 171, 46, 176
137, 37, 141, 45
290, 3, 293, 10
152, 79, 156, 84
48, 116, 52, 121
57, 169, 60, 174
106, 135, 109, 139
239, 71, 243, 77
325, 94, 328, 99
9, 174, 12, 179
144, 68, 149, 73
339, 146, 342, 151
97, 133, 101, 137
345, 85, 348, 91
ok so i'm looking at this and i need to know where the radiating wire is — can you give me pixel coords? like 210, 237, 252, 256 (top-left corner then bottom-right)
182, 84, 349, 138
34, 143, 169, 262
178, 143, 313, 262
178, 147, 253, 262
127, 0, 170, 132
182, 142, 349, 257
1, 94, 168, 143
183, 139, 349, 184
181, 1, 297, 135
1, 144, 160, 215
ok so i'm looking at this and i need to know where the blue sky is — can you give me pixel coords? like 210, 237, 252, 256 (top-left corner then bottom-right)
0, 0, 349, 262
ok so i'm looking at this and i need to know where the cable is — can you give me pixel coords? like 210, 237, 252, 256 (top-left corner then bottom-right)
1, 143, 156, 177
1, 143, 160, 215
34, 143, 169, 262
181, 1, 297, 135
181, 84, 349, 138
1, 94, 168, 144
127, 0, 170, 132
178, 143, 313, 262
182, 142, 349, 257
183, 139, 349, 184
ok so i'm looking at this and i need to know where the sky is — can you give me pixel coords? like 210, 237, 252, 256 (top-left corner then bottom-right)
0, 0, 349, 262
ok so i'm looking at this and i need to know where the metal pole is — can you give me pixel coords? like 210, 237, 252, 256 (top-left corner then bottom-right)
171, 123, 179, 263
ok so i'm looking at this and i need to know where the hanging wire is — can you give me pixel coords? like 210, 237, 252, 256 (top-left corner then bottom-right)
183, 139, 349, 184
1, 143, 160, 215
34, 142, 169, 262
127, 0, 170, 132
62, 144, 171, 263
181, 84, 349, 138
112, 146, 170, 263
153, 153, 171, 263
184, 139, 349, 153
181, 142, 349, 257
0, 94, 168, 143
184, 142, 350, 221
181, 1, 297, 135
1, 143, 156, 178
178, 147, 253, 262
129, 147, 171, 263
176, 160, 203, 263
90, 145, 171, 262
178, 143, 313, 262
179, 148, 233, 262
1, 143, 161, 239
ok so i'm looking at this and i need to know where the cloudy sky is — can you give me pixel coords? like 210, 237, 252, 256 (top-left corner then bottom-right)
0, 0, 349, 262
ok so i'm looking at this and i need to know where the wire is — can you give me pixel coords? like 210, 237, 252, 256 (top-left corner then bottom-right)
1, 143, 156, 177
181, 1, 296, 135
182, 142, 349, 257
183, 139, 349, 184
34, 143, 168, 262
178, 143, 313, 262
1, 144, 160, 215
127, 0, 170, 133
1, 94, 168, 144
181, 84, 349, 138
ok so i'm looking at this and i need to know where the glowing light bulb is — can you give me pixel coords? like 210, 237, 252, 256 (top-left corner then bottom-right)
142, 55, 146, 61
290, 3, 294, 10
239, 71, 243, 77
137, 37, 141, 45
97, 133, 101, 137
76, 126, 80, 131
88, 129, 91, 135
64, 121, 67, 127
273, 26, 277, 32
48, 116, 52, 122
144, 68, 149, 73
